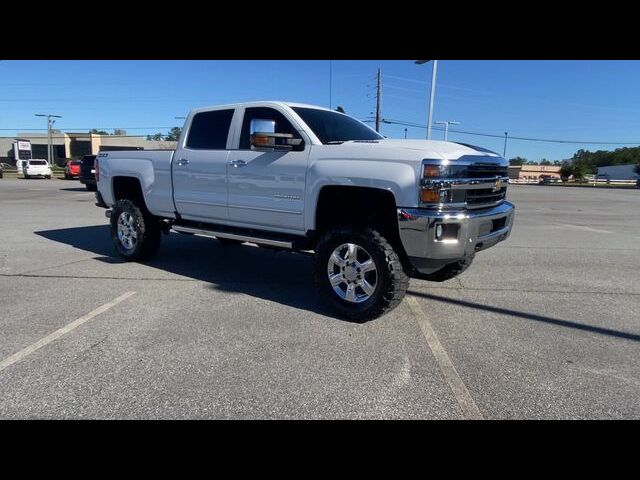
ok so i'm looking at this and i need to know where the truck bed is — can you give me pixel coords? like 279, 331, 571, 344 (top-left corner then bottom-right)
97, 149, 176, 218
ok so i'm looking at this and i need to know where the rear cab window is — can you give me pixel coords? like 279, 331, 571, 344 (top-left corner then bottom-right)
186, 109, 235, 150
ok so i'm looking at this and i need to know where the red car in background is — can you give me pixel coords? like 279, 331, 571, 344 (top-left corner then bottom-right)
64, 160, 82, 179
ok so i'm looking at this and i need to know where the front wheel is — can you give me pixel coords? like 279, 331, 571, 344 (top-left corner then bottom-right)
314, 227, 409, 322
110, 199, 161, 261
86, 184, 97, 191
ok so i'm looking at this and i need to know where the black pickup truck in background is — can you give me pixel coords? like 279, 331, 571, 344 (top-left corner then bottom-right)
79, 155, 97, 191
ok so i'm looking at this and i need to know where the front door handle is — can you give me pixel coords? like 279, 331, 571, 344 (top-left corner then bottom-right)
176, 158, 189, 166
228, 159, 247, 168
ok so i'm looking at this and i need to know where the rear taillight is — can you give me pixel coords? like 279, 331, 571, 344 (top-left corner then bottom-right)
94, 158, 99, 182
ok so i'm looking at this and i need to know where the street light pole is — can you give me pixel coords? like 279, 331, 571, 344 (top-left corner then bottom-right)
503, 132, 508, 158
434, 120, 460, 141
415, 60, 438, 140
35, 113, 62, 168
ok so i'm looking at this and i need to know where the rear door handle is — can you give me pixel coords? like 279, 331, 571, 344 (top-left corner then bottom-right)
228, 159, 247, 168
176, 158, 189, 166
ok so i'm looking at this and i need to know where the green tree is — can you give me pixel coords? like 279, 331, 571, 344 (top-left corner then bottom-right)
165, 127, 182, 141
146, 133, 163, 141
508, 156, 527, 166
89, 129, 109, 135
540, 158, 552, 165
560, 162, 573, 180
572, 162, 587, 179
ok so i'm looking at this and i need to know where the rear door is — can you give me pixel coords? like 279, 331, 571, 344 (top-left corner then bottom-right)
172, 108, 237, 222
227, 106, 310, 232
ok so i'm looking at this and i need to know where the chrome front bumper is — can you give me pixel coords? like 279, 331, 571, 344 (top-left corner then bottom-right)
397, 201, 515, 274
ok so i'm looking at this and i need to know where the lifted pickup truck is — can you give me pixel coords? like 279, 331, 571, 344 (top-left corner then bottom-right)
96, 101, 514, 321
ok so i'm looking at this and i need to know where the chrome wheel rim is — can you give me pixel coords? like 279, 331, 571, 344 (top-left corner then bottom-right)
116, 212, 138, 251
327, 243, 378, 303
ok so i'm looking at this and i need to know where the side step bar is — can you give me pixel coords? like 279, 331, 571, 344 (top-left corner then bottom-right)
171, 225, 293, 249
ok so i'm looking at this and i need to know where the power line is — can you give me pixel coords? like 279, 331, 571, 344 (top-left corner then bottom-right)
378, 118, 640, 145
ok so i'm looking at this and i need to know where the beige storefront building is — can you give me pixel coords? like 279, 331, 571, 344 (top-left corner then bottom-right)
0, 132, 176, 166
508, 164, 562, 182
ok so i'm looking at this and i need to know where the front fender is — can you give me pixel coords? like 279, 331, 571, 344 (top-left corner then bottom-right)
305, 159, 418, 230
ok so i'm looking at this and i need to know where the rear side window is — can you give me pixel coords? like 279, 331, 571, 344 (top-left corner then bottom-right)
29, 160, 47, 165
186, 109, 234, 150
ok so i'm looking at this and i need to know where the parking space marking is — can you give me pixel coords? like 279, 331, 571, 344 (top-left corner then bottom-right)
0, 291, 136, 373
406, 295, 484, 420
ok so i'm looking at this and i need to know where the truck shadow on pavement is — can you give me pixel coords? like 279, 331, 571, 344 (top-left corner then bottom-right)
407, 291, 640, 343
36, 225, 640, 335
35, 225, 341, 320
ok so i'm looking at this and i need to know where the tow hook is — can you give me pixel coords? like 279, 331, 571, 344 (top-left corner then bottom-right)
105, 209, 112, 219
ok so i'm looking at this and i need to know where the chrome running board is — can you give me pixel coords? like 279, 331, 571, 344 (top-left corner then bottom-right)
171, 225, 293, 249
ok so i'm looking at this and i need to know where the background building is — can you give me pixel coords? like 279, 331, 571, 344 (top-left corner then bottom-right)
508, 164, 562, 182
0, 133, 177, 166
597, 164, 639, 180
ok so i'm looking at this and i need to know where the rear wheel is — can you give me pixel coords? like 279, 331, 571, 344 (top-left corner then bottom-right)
314, 226, 409, 322
110, 199, 161, 261
86, 184, 97, 191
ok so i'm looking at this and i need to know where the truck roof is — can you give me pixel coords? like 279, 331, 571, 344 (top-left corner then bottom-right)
189, 101, 334, 115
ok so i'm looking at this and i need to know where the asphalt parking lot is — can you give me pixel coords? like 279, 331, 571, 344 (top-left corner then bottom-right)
0, 179, 638, 419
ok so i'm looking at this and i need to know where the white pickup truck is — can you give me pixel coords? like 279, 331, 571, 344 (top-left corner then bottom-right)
96, 101, 514, 321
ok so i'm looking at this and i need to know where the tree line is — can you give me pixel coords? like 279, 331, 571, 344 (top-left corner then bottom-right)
510, 146, 640, 179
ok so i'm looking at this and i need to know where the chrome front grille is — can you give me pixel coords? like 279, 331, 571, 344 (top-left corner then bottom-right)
465, 185, 507, 209
467, 164, 508, 179
421, 155, 510, 211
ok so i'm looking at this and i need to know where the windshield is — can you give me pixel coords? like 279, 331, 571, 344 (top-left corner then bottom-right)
291, 107, 383, 144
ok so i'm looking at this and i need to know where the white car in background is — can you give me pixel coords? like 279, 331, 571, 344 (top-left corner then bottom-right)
23, 159, 52, 179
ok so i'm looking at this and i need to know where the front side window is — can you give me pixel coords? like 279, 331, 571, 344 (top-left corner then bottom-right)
291, 107, 383, 144
239, 107, 299, 150
186, 109, 235, 150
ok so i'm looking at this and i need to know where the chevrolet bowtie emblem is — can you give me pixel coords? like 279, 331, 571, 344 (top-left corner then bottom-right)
493, 179, 503, 192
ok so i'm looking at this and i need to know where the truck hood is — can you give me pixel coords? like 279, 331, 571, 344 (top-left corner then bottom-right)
321, 139, 502, 163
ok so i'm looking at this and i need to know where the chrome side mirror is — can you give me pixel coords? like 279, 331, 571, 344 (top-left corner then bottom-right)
250, 118, 303, 151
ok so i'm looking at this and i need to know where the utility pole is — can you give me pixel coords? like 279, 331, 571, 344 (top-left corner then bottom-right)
434, 120, 460, 141
35, 113, 62, 168
375, 68, 382, 133
503, 132, 508, 158
404, 128, 408, 139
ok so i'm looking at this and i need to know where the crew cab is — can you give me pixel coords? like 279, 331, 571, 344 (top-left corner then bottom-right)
96, 101, 515, 321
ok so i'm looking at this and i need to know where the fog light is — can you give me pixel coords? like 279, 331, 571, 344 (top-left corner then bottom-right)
435, 224, 443, 239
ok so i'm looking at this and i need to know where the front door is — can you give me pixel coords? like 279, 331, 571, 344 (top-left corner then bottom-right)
172, 108, 236, 223
227, 106, 309, 232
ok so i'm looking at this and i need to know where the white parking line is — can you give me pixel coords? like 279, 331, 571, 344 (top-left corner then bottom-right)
0, 291, 136, 373
406, 296, 484, 420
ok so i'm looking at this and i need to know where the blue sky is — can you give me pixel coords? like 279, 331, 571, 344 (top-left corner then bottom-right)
1, 60, 640, 161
